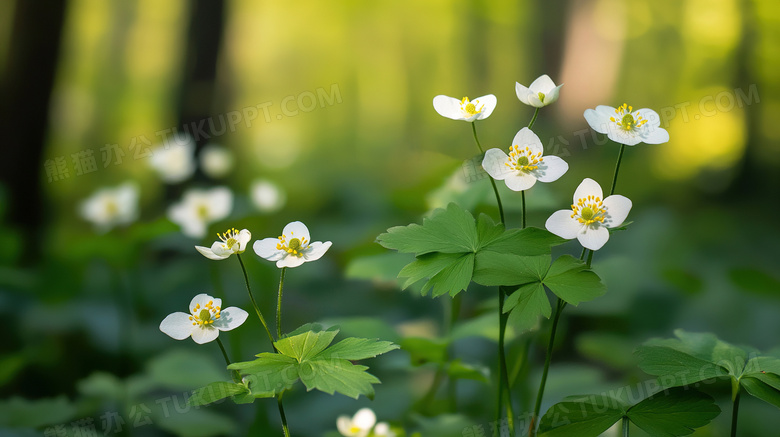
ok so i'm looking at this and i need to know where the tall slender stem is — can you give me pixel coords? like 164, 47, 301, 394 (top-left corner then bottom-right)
447, 293, 462, 411
527, 107, 540, 129
731, 390, 741, 437
497, 286, 515, 436
609, 143, 626, 196
237, 254, 276, 346
622, 416, 629, 437
216, 338, 231, 366
521, 190, 527, 229
278, 394, 291, 437
530, 298, 566, 437
276, 267, 287, 339
472, 122, 505, 224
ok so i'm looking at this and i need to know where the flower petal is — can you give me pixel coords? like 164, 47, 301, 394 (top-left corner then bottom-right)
573, 178, 603, 203
191, 326, 220, 344
584, 108, 610, 134
636, 108, 662, 129
474, 94, 496, 120
511, 127, 543, 155
533, 155, 569, 183
433, 95, 463, 120
640, 125, 669, 144
336, 416, 354, 436
236, 229, 252, 251
504, 172, 537, 191
515, 82, 533, 105
210, 241, 234, 258
545, 84, 563, 105
189, 293, 214, 313
253, 238, 285, 261
602, 195, 632, 228
529, 74, 556, 94
577, 226, 609, 251
545, 210, 581, 240
608, 129, 642, 146
214, 306, 249, 331
159, 312, 194, 340
304, 241, 332, 261
282, 221, 311, 243
482, 148, 511, 180
195, 245, 229, 260
352, 408, 377, 429
277, 256, 305, 268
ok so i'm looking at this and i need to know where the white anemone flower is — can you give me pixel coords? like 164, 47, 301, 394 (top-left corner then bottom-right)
79, 182, 139, 232
195, 228, 252, 260
583, 103, 669, 146
545, 178, 632, 251
149, 138, 196, 183
433, 94, 496, 122
200, 144, 234, 179
250, 179, 286, 213
159, 293, 248, 344
336, 408, 376, 437
253, 221, 332, 268
482, 127, 569, 191
515, 74, 563, 107
373, 422, 396, 437
168, 187, 233, 238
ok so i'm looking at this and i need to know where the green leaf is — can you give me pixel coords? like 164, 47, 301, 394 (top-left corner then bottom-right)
299, 358, 380, 399
230, 329, 397, 400
480, 226, 566, 256
400, 337, 449, 366
543, 255, 606, 305
188, 381, 250, 406
505, 283, 550, 333
377, 203, 479, 254
472, 253, 548, 287
627, 388, 721, 437
426, 252, 475, 297
447, 360, 490, 384
538, 394, 626, 437
740, 376, 780, 408
635, 345, 726, 387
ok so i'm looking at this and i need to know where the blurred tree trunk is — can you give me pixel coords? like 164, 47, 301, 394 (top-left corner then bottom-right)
0, 0, 67, 264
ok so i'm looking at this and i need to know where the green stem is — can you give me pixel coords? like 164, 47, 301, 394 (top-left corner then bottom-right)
278, 394, 291, 437
527, 107, 540, 129
472, 122, 505, 224
447, 294, 462, 411
497, 287, 515, 436
237, 254, 276, 347
521, 190, 527, 229
586, 250, 594, 268
622, 416, 629, 437
731, 388, 741, 437
530, 298, 566, 437
609, 143, 626, 196
276, 267, 287, 339
216, 338, 231, 366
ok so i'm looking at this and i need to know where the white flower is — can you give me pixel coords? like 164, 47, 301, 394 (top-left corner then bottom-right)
195, 228, 252, 260
545, 178, 632, 251
583, 103, 669, 146
433, 94, 496, 122
159, 293, 248, 344
337, 408, 376, 437
374, 422, 396, 437
253, 221, 332, 268
168, 187, 233, 238
149, 138, 196, 183
515, 74, 562, 107
200, 144, 234, 179
482, 127, 569, 191
79, 182, 139, 232
250, 179, 286, 213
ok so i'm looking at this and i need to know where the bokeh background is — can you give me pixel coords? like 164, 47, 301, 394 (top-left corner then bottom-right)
1, 0, 779, 436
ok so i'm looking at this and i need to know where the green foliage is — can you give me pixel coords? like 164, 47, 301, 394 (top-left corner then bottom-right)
538, 388, 720, 437
399, 337, 449, 366
636, 330, 780, 410
229, 324, 398, 400
0, 396, 77, 428
188, 381, 251, 407
377, 203, 563, 297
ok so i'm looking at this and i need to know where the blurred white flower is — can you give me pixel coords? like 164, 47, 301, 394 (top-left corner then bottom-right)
433, 94, 497, 121
583, 103, 669, 146
79, 182, 139, 232
337, 408, 376, 437
195, 228, 252, 260
168, 187, 233, 238
250, 180, 286, 213
482, 127, 569, 191
545, 178, 632, 251
373, 422, 396, 437
149, 138, 196, 183
253, 221, 331, 268
200, 144, 234, 179
515, 74, 563, 107
159, 293, 248, 344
